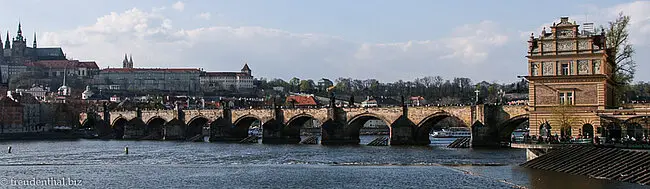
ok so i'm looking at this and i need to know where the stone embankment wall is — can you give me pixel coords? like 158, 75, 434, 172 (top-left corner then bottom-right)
521, 146, 650, 185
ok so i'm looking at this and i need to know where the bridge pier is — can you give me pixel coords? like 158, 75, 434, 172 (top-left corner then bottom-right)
163, 120, 185, 140
389, 116, 417, 145
321, 103, 359, 145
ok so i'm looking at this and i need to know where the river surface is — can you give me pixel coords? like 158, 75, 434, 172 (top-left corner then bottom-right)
0, 136, 646, 189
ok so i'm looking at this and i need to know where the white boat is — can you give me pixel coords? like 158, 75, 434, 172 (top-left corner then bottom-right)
430, 127, 471, 138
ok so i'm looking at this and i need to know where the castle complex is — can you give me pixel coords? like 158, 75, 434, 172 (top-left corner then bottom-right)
0, 22, 98, 85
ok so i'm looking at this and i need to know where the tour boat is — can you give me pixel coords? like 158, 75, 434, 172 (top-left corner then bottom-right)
430, 127, 471, 138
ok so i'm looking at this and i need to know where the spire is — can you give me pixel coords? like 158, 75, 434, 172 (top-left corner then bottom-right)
122, 54, 128, 68
16, 21, 23, 41
4, 31, 9, 49
0, 31, 3, 50
32, 32, 36, 48
129, 54, 133, 66
63, 67, 67, 86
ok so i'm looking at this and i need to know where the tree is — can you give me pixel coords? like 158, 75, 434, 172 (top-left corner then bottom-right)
289, 77, 300, 92
551, 104, 578, 138
299, 80, 314, 93
605, 13, 636, 105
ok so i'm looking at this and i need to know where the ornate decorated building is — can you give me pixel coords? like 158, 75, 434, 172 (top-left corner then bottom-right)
526, 17, 612, 138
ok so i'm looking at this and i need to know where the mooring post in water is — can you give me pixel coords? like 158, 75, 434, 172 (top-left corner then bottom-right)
124, 146, 129, 154
7, 146, 12, 154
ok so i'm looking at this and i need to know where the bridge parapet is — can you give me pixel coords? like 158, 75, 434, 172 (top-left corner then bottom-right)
232, 109, 275, 124
283, 108, 329, 124
140, 110, 177, 124
110, 111, 137, 124
345, 107, 403, 125
184, 109, 222, 124
408, 106, 473, 126
502, 105, 529, 119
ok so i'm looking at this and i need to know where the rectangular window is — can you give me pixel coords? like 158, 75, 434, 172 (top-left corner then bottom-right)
531, 63, 538, 76
561, 64, 569, 75
558, 91, 574, 105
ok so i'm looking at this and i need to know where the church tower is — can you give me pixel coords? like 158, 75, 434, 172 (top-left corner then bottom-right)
241, 63, 251, 76
11, 22, 27, 61
129, 54, 134, 68
122, 54, 129, 68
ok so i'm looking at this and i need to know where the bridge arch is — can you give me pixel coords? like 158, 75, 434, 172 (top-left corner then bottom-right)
415, 112, 466, 144
233, 115, 263, 138
112, 117, 128, 139
622, 116, 650, 140
186, 116, 210, 140
346, 113, 392, 143
145, 116, 167, 140
498, 114, 529, 140
284, 114, 322, 141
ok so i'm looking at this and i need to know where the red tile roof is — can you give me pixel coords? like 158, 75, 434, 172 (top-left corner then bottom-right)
410, 96, 425, 100
80, 61, 99, 69
286, 95, 318, 106
204, 72, 250, 77
25, 60, 99, 69
101, 68, 201, 73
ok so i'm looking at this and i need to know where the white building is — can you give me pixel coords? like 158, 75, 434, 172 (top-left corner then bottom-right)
15, 85, 49, 100
200, 64, 254, 91
81, 86, 94, 100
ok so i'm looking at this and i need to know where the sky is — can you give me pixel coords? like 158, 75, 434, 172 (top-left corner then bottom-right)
0, 0, 648, 83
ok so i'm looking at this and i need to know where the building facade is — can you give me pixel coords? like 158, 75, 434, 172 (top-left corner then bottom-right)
0, 23, 69, 84
95, 68, 201, 93
0, 96, 23, 133
526, 17, 612, 137
200, 64, 254, 92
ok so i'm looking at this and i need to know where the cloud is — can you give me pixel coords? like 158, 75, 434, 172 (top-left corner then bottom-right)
197, 12, 211, 20
38, 7, 515, 82
172, 1, 184, 12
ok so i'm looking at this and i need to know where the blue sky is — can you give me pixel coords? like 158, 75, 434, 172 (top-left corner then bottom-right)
0, 0, 648, 83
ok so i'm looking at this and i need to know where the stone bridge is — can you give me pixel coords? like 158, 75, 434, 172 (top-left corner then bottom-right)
80, 104, 528, 146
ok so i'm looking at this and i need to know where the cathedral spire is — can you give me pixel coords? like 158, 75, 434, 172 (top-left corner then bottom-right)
16, 21, 23, 41
33, 32, 37, 48
4, 31, 9, 49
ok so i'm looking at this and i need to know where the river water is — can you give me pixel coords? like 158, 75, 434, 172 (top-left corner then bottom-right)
0, 136, 646, 189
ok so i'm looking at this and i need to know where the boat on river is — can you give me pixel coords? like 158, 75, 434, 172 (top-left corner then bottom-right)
430, 127, 471, 138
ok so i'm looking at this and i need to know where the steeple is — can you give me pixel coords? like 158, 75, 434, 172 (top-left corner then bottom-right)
128, 54, 133, 68
4, 31, 9, 49
122, 54, 128, 68
15, 22, 23, 41
32, 32, 36, 48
